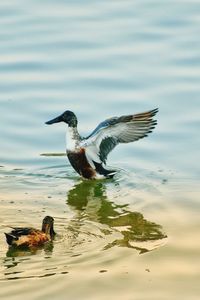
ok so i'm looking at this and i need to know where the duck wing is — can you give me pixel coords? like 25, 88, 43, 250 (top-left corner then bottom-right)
9, 227, 33, 236
5, 227, 34, 246
84, 108, 158, 164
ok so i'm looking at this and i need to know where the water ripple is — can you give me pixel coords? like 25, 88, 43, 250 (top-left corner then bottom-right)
0, 0, 200, 298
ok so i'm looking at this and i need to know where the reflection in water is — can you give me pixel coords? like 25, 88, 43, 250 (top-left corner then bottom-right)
6, 241, 54, 258
67, 180, 167, 254
1, 175, 167, 281
3, 242, 54, 275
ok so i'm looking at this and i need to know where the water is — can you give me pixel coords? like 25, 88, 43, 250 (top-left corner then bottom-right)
0, 0, 200, 299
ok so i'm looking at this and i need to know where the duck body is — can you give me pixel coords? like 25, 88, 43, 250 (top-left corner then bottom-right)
64, 125, 98, 179
67, 148, 115, 179
5, 228, 49, 247
67, 148, 96, 179
5, 216, 55, 248
46, 109, 158, 179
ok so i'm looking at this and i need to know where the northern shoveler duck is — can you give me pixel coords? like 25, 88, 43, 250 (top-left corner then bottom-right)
45, 108, 158, 179
5, 216, 55, 247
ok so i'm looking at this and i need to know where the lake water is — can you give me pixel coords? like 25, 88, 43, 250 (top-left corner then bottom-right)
0, 0, 200, 299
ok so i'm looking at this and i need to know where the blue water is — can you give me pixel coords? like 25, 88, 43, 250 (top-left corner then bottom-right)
0, 1, 200, 299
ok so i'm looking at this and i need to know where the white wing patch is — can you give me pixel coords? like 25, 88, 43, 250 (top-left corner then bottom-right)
85, 145, 101, 168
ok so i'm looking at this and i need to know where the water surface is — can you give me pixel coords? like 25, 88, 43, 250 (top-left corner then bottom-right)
0, 0, 200, 299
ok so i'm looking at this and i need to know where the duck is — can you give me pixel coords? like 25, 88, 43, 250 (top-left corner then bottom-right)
45, 108, 158, 179
5, 216, 55, 248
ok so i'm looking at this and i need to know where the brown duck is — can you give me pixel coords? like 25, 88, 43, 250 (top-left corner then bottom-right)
5, 216, 55, 247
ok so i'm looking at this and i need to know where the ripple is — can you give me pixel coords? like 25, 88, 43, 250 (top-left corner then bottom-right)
0, 163, 167, 282
0, 0, 199, 298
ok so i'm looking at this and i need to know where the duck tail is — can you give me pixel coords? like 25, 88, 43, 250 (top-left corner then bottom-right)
93, 161, 116, 178
4, 233, 17, 246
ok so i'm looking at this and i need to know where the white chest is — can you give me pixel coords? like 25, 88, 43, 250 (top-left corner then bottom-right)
66, 127, 79, 151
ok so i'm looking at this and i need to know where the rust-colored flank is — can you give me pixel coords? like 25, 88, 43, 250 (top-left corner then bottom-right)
67, 148, 96, 179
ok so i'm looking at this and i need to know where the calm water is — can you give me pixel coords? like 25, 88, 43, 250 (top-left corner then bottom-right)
0, 0, 200, 299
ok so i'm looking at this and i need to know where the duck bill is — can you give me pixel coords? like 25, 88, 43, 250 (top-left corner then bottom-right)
45, 115, 62, 125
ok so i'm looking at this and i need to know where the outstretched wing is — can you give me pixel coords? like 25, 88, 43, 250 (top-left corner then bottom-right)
84, 108, 158, 164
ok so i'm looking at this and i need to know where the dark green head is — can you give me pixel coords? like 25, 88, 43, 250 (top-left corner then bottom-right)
45, 110, 78, 127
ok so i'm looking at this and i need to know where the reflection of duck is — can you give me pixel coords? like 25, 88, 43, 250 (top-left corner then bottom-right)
67, 181, 167, 253
6, 241, 54, 258
46, 108, 158, 179
5, 216, 55, 248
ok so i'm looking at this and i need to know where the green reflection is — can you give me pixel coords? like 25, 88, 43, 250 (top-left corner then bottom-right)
6, 241, 54, 258
67, 180, 167, 254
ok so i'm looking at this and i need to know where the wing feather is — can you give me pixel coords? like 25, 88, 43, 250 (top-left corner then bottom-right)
84, 108, 158, 164
10, 227, 34, 236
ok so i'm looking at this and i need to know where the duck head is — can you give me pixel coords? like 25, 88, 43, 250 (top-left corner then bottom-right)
45, 110, 77, 127
42, 216, 55, 239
